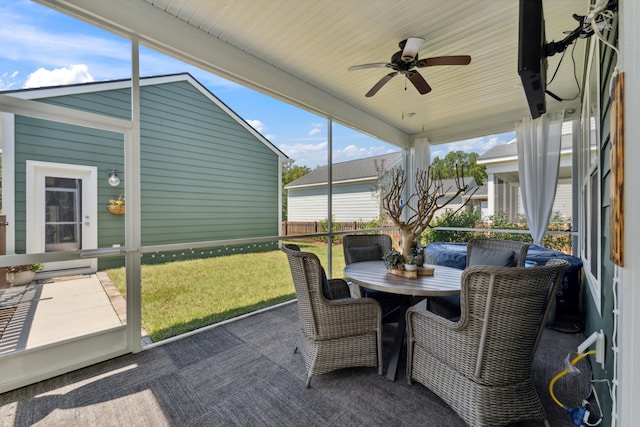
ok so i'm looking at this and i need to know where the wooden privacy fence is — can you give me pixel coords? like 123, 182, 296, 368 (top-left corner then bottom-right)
282, 221, 365, 235
281, 221, 401, 244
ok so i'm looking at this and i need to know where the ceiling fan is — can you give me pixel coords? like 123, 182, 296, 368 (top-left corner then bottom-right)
348, 37, 471, 97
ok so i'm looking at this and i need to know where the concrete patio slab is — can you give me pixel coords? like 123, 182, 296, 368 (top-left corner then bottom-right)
0, 274, 124, 353
26, 276, 122, 346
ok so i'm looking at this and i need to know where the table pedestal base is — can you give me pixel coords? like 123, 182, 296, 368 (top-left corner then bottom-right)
386, 305, 408, 381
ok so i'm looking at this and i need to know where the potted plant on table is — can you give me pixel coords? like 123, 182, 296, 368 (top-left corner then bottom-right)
7, 263, 43, 286
404, 255, 420, 271
382, 250, 404, 271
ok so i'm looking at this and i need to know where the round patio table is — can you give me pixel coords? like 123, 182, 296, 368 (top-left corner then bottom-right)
343, 261, 462, 381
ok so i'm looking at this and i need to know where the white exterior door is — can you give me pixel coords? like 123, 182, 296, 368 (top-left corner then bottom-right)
26, 161, 98, 273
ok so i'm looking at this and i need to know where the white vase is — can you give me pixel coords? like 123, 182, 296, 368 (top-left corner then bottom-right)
404, 263, 418, 271
8, 271, 35, 286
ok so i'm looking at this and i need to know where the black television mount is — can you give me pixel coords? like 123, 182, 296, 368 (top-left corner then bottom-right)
544, 0, 617, 58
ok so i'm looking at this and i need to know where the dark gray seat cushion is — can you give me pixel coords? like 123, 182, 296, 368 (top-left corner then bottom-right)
346, 244, 382, 264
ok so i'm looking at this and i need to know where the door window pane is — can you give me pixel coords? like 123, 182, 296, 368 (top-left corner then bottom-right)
45, 177, 82, 251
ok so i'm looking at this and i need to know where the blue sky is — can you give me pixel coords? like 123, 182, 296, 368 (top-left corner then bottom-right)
0, 1, 514, 169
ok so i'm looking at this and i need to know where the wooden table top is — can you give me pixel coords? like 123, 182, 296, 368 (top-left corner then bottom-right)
343, 261, 462, 297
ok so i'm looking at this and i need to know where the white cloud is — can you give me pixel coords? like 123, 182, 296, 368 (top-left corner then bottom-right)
333, 144, 396, 163
246, 119, 276, 141
1, 2, 244, 90
308, 123, 323, 136
246, 119, 266, 133
0, 21, 128, 67
278, 141, 398, 169
24, 64, 94, 88
0, 71, 20, 90
278, 141, 327, 167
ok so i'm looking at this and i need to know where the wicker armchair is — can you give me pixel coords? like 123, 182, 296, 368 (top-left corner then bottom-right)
465, 238, 530, 268
342, 234, 412, 322
282, 244, 383, 387
407, 259, 569, 427
342, 234, 392, 296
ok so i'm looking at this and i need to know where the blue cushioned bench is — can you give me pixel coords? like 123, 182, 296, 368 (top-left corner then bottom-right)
424, 242, 583, 316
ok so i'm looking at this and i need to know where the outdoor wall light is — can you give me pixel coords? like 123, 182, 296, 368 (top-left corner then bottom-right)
107, 168, 120, 187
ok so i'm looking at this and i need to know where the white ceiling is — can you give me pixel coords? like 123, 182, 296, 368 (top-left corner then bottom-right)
38, 0, 588, 148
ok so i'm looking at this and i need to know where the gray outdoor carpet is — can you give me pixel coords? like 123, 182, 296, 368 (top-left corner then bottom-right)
0, 302, 593, 426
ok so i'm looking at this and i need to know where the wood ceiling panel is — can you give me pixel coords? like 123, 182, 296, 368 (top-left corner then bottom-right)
108, 0, 589, 144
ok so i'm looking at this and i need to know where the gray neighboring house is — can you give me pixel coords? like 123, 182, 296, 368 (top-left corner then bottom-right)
285, 152, 482, 222
1, 73, 288, 272
477, 123, 574, 222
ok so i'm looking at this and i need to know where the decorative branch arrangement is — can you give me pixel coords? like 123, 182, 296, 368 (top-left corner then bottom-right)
376, 164, 476, 258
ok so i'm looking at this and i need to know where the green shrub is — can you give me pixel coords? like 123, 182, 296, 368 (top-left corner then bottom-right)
424, 208, 482, 243
319, 216, 342, 243
422, 210, 572, 253
358, 217, 380, 230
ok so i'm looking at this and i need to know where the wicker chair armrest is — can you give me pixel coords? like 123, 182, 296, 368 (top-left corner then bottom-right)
315, 298, 382, 339
407, 303, 477, 374
407, 303, 463, 332
327, 278, 352, 300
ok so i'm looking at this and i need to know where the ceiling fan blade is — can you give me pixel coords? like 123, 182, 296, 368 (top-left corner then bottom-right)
406, 70, 431, 95
400, 37, 424, 62
416, 55, 472, 67
365, 72, 398, 97
348, 62, 390, 71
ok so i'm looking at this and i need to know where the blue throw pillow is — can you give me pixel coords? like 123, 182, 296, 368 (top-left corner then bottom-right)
468, 248, 516, 267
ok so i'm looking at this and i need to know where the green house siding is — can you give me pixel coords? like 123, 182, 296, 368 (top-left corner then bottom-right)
138, 81, 279, 245
13, 116, 124, 254
42, 88, 132, 120
13, 77, 280, 263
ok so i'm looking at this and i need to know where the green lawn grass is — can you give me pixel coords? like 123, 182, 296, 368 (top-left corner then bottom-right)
105, 242, 345, 342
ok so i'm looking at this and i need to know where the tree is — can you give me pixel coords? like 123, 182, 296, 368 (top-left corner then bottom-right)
282, 160, 311, 220
377, 165, 475, 259
430, 151, 487, 185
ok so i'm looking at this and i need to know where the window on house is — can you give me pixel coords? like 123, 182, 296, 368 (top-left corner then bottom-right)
588, 170, 599, 279
580, 165, 599, 312
580, 39, 601, 312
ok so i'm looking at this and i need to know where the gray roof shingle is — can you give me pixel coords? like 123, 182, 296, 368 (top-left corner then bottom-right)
286, 151, 478, 198
286, 152, 403, 188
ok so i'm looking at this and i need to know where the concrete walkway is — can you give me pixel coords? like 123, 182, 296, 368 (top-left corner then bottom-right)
0, 273, 124, 354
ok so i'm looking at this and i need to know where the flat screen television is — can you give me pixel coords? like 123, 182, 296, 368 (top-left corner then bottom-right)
518, 0, 547, 119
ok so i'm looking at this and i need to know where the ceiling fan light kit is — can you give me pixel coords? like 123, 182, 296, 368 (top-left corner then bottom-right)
349, 37, 471, 97
399, 37, 424, 61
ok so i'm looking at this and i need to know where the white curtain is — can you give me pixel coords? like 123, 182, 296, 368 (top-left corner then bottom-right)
516, 112, 564, 246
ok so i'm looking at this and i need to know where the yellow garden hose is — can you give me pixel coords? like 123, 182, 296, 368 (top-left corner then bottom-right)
549, 350, 598, 426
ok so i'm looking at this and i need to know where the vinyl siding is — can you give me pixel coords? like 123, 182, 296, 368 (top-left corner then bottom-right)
137, 81, 279, 245
288, 180, 480, 222
13, 79, 280, 257
517, 179, 573, 220
331, 183, 379, 222
287, 189, 328, 222
288, 181, 380, 222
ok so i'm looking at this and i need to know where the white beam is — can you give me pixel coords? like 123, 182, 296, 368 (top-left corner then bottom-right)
35, 0, 409, 147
